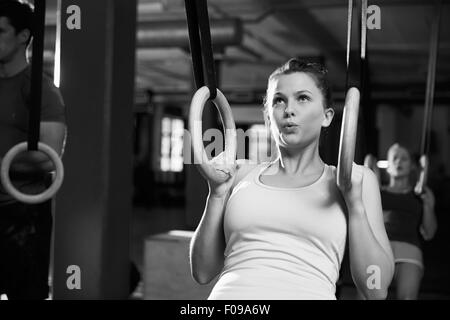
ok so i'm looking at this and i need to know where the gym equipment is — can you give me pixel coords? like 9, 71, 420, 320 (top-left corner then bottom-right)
0, 0, 64, 204
337, 0, 366, 191
185, 0, 237, 185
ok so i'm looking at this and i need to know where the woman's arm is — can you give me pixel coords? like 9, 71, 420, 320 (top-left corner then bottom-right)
190, 192, 228, 284
342, 165, 395, 300
189, 159, 256, 284
420, 186, 437, 240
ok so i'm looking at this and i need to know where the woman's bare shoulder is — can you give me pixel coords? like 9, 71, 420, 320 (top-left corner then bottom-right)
232, 159, 266, 188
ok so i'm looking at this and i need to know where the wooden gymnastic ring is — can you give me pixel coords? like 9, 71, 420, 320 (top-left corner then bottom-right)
414, 154, 429, 195
364, 154, 377, 169
0, 142, 64, 204
337, 87, 360, 191
364, 153, 381, 184
189, 86, 237, 184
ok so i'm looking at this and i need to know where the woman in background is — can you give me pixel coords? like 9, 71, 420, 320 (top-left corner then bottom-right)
381, 143, 437, 299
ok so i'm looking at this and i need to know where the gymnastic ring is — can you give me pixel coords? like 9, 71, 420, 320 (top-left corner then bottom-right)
414, 154, 429, 195
0, 142, 64, 204
337, 87, 360, 191
364, 153, 377, 170
364, 153, 381, 184
189, 86, 237, 185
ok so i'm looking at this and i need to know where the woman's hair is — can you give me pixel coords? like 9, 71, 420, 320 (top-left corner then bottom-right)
263, 58, 333, 112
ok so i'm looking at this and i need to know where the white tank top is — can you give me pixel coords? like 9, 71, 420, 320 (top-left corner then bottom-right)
208, 163, 348, 300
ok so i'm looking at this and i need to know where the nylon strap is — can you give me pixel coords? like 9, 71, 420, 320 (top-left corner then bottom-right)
185, 0, 218, 100
27, 0, 46, 151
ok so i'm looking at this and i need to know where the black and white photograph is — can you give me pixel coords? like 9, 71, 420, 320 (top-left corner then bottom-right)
0, 0, 449, 306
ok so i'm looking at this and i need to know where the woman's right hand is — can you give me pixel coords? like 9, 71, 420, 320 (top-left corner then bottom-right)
420, 186, 435, 209
202, 152, 239, 198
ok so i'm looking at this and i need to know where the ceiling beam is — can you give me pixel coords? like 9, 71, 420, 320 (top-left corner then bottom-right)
256, 0, 358, 82
201, 0, 450, 15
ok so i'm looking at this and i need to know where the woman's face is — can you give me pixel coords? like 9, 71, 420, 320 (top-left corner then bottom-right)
266, 72, 332, 150
387, 146, 412, 178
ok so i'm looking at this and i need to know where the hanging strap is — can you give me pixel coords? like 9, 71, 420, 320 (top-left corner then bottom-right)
360, 0, 367, 62
345, 0, 353, 90
414, 0, 442, 195
345, 0, 367, 91
185, 0, 217, 100
360, 0, 368, 91
420, 0, 442, 157
28, 0, 46, 151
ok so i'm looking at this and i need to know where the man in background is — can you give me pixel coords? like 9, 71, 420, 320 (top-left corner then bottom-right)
0, 0, 66, 299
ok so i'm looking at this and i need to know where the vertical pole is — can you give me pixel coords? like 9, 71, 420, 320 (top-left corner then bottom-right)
53, 0, 137, 299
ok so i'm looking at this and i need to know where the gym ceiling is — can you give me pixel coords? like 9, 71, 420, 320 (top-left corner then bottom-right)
42, 0, 450, 106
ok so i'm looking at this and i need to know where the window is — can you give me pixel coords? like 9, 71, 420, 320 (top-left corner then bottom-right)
160, 117, 184, 172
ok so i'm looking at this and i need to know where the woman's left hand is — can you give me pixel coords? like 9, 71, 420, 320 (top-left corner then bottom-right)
338, 163, 365, 212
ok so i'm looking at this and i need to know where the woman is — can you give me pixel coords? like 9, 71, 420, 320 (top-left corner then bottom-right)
381, 143, 437, 299
190, 59, 394, 300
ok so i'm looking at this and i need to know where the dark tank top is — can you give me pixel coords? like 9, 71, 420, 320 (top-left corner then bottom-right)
380, 188, 423, 248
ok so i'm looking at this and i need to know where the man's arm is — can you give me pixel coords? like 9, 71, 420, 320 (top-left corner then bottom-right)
10, 121, 67, 173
